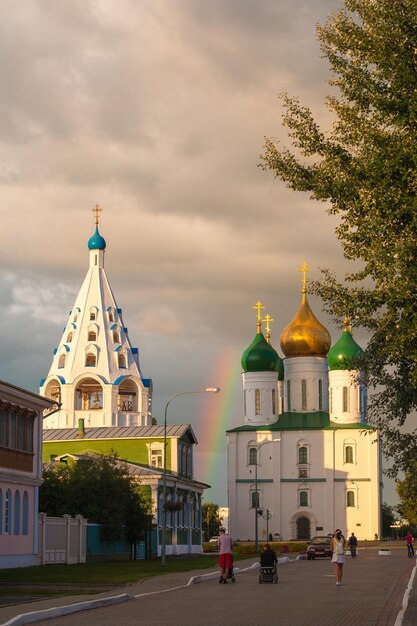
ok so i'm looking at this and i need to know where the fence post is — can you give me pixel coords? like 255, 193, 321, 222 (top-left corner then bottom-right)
39, 512, 47, 566
64, 514, 71, 564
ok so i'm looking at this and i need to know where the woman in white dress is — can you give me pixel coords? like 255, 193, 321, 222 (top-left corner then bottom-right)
331, 529, 346, 586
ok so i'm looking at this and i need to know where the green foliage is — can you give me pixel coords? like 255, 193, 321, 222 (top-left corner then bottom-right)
40, 454, 150, 544
396, 467, 417, 529
381, 501, 398, 538
202, 502, 222, 541
261, 0, 417, 475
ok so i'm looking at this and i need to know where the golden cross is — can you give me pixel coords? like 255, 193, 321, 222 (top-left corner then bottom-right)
92, 204, 102, 226
252, 300, 265, 332
298, 261, 311, 292
262, 314, 274, 343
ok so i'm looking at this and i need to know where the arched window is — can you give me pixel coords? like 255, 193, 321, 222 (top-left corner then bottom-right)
0, 404, 8, 447
318, 380, 323, 410
85, 353, 96, 367
287, 380, 291, 411
66, 332, 73, 343
113, 330, 120, 343
255, 389, 261, 415
347, 491, 355, 507
88, 330, 97, 341
5, 489, 12, 534
251, 491, 259, 509
299, 491, 308, 507
22, 492, 29, 535
330, 387, 333, 413
345, 446, 354, 463
343, 387, 350, 412
14, 491, 20, 535
298, 446, 308, 464
58, 354, 66, 368
18, 413, 25, 450
301, 379, 307, 410
118, 353, 126, 369
89, 308, 97, 321
249, 447, 257, 465
73, 314, 78, 323
272, 389, 276, 415
108, 309, 114, 323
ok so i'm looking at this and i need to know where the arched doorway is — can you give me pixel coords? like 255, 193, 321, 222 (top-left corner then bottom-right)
297, 516, 310, 540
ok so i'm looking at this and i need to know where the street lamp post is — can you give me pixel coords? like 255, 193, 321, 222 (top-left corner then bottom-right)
161, 387, 220, 566
252, 439, 279, 554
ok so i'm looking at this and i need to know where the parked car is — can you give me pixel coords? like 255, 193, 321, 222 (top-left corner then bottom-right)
307, 536, 333, 559
209, 536, 219, 543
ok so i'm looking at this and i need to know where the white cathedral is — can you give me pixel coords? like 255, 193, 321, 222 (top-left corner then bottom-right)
227, 266, 381, 541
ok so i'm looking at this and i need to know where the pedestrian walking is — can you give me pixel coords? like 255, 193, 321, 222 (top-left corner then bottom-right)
406, 532, 414, 557
218, 528, 233, 584
348, 532, 358, 557
331, 529, 346, 586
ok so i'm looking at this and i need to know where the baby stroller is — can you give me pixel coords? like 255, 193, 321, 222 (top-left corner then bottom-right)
259, 551, 278, 584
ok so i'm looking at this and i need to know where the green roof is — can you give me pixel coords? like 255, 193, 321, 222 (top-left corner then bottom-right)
328, 329, 363, 370
228, 412, 376, 432
241, 332, 281, 373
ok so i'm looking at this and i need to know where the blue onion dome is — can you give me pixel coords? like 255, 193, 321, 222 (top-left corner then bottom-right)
241, 332, 280, 372
328, 328, 363, 370
88, 226, 106, 250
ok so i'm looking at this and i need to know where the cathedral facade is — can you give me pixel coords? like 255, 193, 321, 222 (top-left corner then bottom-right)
227, 268, 381, 541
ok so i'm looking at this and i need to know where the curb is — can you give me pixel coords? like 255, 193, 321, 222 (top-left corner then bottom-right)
0, 593, 131, 626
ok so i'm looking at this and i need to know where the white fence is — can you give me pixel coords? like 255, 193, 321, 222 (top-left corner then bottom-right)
37, 513, 87, 565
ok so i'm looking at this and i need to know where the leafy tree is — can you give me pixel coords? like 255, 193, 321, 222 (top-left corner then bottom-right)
202, 503, 222, 541
381, 501, 397, 539
40, 454, 150, 544
261, 0, 417, 476
396, 466, 417, 530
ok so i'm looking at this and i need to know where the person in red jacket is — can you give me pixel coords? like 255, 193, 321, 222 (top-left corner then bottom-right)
406, 533, 414, 558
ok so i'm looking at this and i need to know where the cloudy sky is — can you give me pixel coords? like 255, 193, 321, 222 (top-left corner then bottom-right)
0, 0, 396, 505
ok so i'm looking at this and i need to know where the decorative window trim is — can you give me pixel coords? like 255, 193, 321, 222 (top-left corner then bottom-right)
343, 439, 357, 465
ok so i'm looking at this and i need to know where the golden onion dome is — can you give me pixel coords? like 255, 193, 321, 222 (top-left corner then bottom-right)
280, 288, 331, 358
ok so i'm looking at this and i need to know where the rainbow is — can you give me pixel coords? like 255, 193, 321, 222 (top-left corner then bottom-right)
194, 346, 242, 505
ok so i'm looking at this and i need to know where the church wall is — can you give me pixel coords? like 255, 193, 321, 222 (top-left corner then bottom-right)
329, 370, 362, 424
228, 425, 380, 542
283, 357, 329, 412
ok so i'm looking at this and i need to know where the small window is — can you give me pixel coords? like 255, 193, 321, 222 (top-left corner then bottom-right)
251, 491, 259, 509
58, 354, 66, 368
345, 446, 354, 464
5, 490, 11, 535
14, 491, 20, 535
301, 380, 307, 410
73, 314, 78, 323
330, 387, 333, 413
343, 387, 349, 412
272, 389, 276, 415
108, 310, 114, 323
118, 353, 126, 368
299, 468, 309, 478
85, 353, 96, 367
90, 310, 96, 321
318, 380, 323, 410
66, 332, 73, 343
113, 330, 120, 343
255, 389, 261, 415
88, 330, 97, 341
347, 491, 355, 507
287, 380, 291, 411
150, 449, 163, 468
299, 491, 308, 507
298, 446, 308, 464
249, 447, 257, 465
22, 492, 29, 535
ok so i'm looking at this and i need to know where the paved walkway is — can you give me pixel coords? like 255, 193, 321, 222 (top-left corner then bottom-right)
1, 547, 417, 626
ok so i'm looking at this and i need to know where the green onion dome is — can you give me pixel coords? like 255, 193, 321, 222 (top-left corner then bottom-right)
328, 328, 363, 370
241, 332, 280, 373
88, 226, 106, 250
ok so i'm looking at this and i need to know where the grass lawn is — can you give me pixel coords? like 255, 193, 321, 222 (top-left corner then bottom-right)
0, 554, 250, 586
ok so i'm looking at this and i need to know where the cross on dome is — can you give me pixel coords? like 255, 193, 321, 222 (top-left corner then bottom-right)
252, 300, 265, 333
262, 314, 274, 343
92, 204, 102, 226
298, 261, 311, 293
